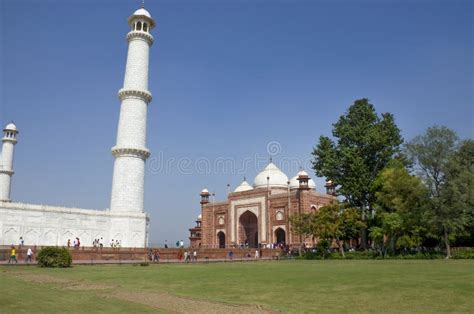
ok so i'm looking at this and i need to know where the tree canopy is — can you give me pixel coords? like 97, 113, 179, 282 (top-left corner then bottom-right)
312, 98, 403, 213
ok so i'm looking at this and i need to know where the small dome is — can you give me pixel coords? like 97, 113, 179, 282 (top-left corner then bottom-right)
297, 169, 308, 177
128, 6, 156, 28
197, 214, 202, 220
133, 8, 152, 18
254, 162, 289, 188
234, 180, 253, 192
289, 174, 316, 190
4, 123, 17, 131
201, 188, 209, 194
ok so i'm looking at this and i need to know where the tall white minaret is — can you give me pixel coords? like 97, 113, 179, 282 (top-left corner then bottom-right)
0, 122, 18, 202
110, 6, 155, 213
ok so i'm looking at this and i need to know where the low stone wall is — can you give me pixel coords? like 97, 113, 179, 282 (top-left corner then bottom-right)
0, 246, 283, 262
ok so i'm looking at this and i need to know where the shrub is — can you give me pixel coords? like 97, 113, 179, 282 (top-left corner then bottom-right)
299, 248, 474, 260
452, 248, 474, 259
37, 247, 72, 267
140, 262, 150, 266
344, 251, 378, 259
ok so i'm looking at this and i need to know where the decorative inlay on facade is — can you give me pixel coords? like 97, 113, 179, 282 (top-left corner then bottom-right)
0, 169, 14, 175
118, 89, 153, 103
127, 31, 154, 45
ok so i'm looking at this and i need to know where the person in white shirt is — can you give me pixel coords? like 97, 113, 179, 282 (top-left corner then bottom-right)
26, 247, 33, 264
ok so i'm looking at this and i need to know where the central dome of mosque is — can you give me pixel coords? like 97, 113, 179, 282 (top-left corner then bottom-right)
254, 162, 289, 188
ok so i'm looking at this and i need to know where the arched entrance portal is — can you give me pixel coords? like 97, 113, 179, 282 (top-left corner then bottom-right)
275, 228, 286, 245
217, 231, 226, 248
239, 211, 258, 248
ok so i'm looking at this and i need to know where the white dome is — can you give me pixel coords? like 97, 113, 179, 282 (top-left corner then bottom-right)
197, 214, 202, 220
289, 175, 316, 190
254, 162, 288, 188
133, 8, 152, 18
297, 169, 308, 176
4, 123, 16, 131
201, 188, 209, 194
234, 180, 253, 192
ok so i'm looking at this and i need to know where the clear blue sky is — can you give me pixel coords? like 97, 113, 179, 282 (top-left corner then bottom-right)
0, 0, 472, 245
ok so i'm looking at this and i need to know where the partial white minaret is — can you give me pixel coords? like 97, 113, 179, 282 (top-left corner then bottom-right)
110, 6, 155, 213
0, 122, 18, 202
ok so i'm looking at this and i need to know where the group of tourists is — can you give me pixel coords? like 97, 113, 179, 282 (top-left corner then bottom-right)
8, 246, 34, 264
148, 249, 160, 262
110, 239, 121, 248
92, 238, 104, 248
183, 250, 198, 262
67, 238, 81, 248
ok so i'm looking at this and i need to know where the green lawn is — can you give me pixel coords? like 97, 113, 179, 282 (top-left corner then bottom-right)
1, 260, 473, 313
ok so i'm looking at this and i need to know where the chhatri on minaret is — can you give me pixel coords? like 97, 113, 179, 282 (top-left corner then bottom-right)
0, 6, 155, 247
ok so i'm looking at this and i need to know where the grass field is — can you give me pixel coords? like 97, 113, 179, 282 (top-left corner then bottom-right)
1, 260, 473, 313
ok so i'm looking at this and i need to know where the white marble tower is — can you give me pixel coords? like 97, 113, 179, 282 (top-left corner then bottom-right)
0, 123, 18, 202
110, 6, 155, 213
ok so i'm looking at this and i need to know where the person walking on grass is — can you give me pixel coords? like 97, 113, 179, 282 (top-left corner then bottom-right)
8, 246, 18, 264
25, 247, 33, 264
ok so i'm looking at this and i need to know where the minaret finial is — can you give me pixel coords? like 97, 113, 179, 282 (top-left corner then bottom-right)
243, 176, 246, 181
141, 0, 145, 8
269, 156, 273, 163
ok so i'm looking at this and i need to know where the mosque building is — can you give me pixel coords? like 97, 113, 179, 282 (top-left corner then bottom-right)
189, 161, 337, 248
0, 6, 155, 247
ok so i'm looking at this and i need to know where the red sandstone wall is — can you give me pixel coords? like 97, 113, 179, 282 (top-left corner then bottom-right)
0, 246, 283, 262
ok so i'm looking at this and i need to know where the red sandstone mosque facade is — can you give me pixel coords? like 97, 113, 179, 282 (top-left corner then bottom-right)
189, 161, 336, 248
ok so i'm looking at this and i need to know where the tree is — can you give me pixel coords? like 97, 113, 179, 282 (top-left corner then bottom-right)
289, 213, 314, 240
312, 99, 403, 247
373, 160, 429, 254
405, 127, 472, 258
405, 126, 458, 198
290, 204, 365, 257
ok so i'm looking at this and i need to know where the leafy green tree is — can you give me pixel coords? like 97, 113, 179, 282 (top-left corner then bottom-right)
312, 99, 403, 247
289, 213, 314, 240
405, 127, 472, 258
339, 207, 366, 252
373, 160, 429, 254
290, 204, 365, 257
369, 226, 384, 255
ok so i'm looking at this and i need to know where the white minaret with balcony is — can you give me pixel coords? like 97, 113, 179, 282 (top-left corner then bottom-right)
0, 123, 18, 202
110, 6, 155, 213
